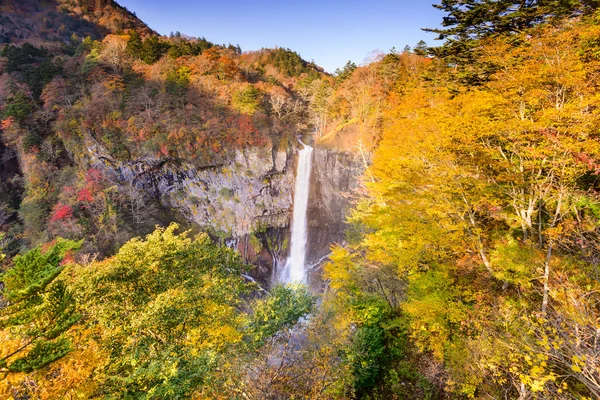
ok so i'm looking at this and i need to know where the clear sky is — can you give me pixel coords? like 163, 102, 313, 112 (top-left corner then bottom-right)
115, 0, 445, 73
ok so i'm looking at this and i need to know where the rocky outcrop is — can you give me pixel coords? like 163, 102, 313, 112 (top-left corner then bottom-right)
306, 148, 364, 283
84, 136, 364, 286
86, 138, 295, 238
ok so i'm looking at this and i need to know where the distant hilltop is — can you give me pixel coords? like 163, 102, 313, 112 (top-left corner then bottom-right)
0, 0, 154, 44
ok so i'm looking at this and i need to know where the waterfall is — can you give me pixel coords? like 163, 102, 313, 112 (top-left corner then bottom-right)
280, 143, 313, 284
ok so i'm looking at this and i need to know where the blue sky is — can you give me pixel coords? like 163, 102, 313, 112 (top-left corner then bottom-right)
116, 0, 445, 73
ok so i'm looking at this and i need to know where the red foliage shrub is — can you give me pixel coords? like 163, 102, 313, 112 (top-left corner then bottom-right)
1, 117, 14, 130
50, 204, 73, 222
77, 188, 94, 202
59, 249, 75, 266
86, 168, 104, 184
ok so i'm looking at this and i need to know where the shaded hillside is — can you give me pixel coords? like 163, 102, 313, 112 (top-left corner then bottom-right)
0, 0, 154, 45
0, 0, 329, 257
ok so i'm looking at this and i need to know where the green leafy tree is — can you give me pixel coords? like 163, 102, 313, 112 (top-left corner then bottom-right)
75, 224, 249, 398
165, 65, 191, 98
2, 43, 63, 98
126, 32, 171, 64
245, 284, 316, 348
426, 0, 597, 41
232, 85, 262, 115
2, 43, 48, 73
349, 324, 385, 395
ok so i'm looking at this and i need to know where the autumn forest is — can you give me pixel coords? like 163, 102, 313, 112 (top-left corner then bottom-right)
2, 0, 600, 399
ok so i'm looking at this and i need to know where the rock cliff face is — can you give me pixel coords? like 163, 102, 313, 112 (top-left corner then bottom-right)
306, 148, 363, 285
86, 138, 295, 238
85, 137, 363, 285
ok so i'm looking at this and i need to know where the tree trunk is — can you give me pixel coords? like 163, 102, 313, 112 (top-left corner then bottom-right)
542, 241, 553, 315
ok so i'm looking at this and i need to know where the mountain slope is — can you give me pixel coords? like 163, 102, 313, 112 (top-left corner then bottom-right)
0, 0, 336, 260
0, 0, 154, 44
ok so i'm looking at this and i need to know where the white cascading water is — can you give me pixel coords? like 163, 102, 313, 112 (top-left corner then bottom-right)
280, 143, 313, 284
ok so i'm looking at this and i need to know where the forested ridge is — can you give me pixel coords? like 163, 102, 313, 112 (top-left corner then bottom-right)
2, 0, 600, 398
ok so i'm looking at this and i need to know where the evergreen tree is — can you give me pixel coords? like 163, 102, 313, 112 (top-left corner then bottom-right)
125, 30, 143, 59
0, 239, 81, 376
414, 40, 429, 56
425, 0, 599, 84
427, 0, 597, 41
140, 35, 169, 64
268, 48, 309, 77
334, 60, 357, 82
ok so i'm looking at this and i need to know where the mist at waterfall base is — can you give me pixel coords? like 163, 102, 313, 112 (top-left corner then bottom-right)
278, 144, 313, 284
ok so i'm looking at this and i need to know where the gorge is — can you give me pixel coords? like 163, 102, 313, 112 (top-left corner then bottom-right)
4, 0, 600, 398
84, 132, 361, 286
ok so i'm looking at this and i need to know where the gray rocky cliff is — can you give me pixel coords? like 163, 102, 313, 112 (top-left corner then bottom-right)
83, 136, 363, 285
305, 147, 364, 284
85, 137, 294, 238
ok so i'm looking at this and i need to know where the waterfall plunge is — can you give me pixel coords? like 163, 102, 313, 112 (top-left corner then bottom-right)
280, 143, 313, 284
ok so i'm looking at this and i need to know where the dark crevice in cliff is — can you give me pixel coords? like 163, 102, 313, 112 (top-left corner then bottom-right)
0, 142, 24, 255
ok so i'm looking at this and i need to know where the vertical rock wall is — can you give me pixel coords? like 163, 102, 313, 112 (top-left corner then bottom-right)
306, 148, 364, 285
86, 137, 363, 286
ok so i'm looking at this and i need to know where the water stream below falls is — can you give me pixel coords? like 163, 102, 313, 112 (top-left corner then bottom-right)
279, 143, 313, 284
